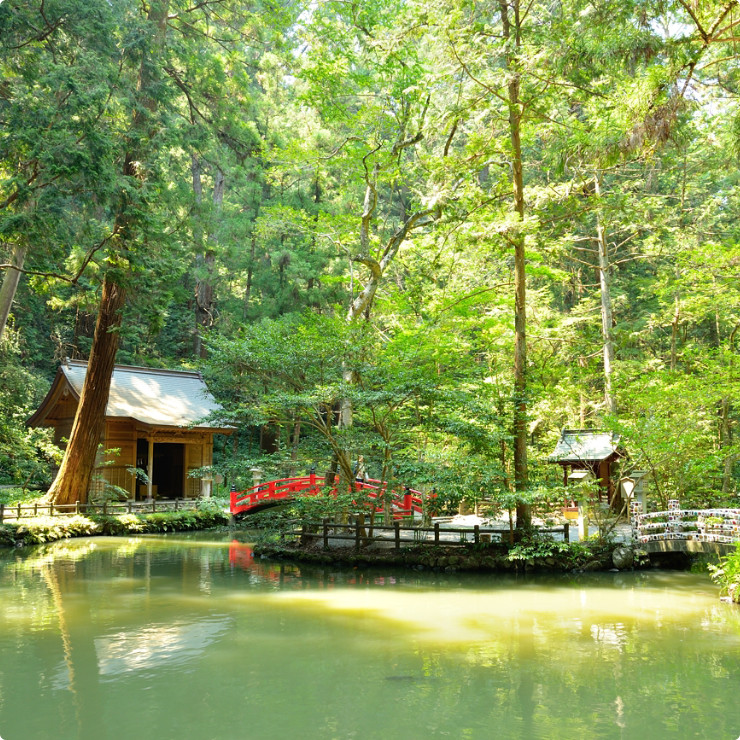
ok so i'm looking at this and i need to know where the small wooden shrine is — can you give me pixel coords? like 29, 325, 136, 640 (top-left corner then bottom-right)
548, 429, 624, 503
28, 360, 230, 500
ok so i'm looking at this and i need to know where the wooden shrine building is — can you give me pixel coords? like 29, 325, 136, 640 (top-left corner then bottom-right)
28, 360, 230, 500
548, 429, 624, 504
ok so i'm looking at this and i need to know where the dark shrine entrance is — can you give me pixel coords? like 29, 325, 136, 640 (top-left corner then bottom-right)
136, 439, 185, 499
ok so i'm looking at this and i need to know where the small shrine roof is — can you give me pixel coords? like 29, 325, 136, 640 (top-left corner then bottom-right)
29, 359, 225, 430
548, 429, 623, 464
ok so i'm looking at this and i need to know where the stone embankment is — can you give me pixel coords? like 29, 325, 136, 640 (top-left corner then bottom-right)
254, 541, 657, 574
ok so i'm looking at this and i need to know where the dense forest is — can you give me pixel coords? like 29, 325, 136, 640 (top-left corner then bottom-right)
1, 0, 739, 516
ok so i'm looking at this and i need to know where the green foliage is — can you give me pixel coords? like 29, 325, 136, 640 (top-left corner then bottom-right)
4, 515, 99, 546
506, 533, 604, 570
0, 488, 42, 506
0, 344, 60, 488
0, 506, 229, 547
708, 543, 740, 601
3, 0, 740, 516
506, 535, 572, 563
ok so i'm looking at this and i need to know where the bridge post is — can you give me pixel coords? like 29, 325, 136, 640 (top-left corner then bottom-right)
630, 500, 642, 542
403, 486, 412, 517
668, 499, 681, 540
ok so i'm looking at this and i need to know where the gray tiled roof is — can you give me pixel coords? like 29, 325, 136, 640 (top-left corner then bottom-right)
62, 360, 222, 428
548, 429, 622, 463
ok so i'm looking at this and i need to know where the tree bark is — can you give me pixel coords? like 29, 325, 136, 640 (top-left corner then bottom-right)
47, 279, 126, 505
670, 291, 680, 372
193, 161, 222, 358
501, 0, 530, 529
0, 243, 28, 342
594, 174, 616, 415
192, 154, 205, 357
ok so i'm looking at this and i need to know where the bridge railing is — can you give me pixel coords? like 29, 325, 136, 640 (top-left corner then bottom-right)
230, 475, 429, 517
632, 499, 740, 545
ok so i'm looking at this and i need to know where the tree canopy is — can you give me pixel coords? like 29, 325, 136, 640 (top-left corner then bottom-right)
1, 0, 739, 514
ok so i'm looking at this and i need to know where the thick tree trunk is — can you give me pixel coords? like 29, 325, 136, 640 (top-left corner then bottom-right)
501, 0, 530, 529
594, 175, 616, 415
192, 159, 221, 358
720, 325, 738, 493
0, 243, 28, 341
670, 292, 680, 371
720, 396, 734, 494
47, 278, 126, 505
47, 0, 170, 504
192, 154, 205, 357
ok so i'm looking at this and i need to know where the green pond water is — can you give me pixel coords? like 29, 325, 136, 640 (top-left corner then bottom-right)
1, 534, 740, 740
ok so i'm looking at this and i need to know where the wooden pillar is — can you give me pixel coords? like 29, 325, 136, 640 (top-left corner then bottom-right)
147, 438, 154, 500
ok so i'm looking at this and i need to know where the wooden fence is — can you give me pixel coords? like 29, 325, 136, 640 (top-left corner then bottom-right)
286, 518, 570, 551
0, 498, 202, 523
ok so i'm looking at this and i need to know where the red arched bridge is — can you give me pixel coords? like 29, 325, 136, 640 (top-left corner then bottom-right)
230, 474, 426, 518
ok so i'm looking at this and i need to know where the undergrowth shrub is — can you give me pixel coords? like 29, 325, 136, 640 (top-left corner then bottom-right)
506, 533, 605, 569
708, 543, 740, 602
0, 504, 230, 547
8, 515, 100, 545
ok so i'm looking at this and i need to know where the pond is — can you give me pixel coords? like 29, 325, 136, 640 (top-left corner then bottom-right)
1, 533, 739, 740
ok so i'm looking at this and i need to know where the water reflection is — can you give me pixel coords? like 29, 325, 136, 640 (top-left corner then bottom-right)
1, 536, 740, 740
95, 618, 231, 678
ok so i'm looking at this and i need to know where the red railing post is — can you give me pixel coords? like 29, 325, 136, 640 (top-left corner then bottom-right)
403, 486, 412, 516
230, 484, 237, 514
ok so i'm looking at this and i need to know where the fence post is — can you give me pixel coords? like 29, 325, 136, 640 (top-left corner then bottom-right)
17, 503, 21, 520
152, 500, 156, 513
0, 504, 4, 523
323, 518, 329, 549
394, 521, 401, 550
564, 523, 570, 543
474, 524, 480, 544
434, 521, 439, 545
174, 498, 179, 511
34, 503, 38, 516
75, 501, 79, 515
103, 501, 108, 516
355, 516, 361, 551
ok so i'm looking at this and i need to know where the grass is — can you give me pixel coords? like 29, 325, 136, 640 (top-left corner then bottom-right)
0, 486, 46, 507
